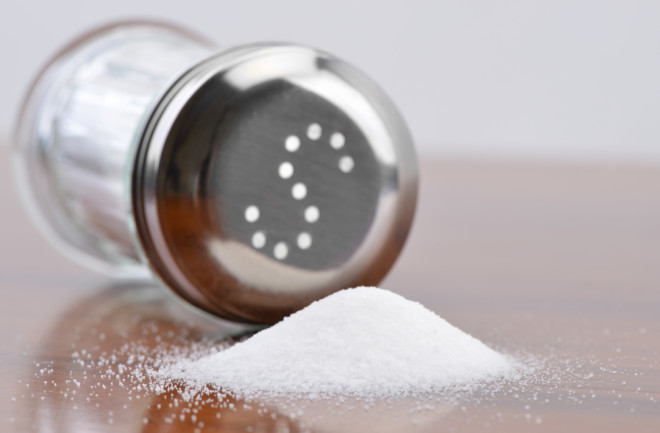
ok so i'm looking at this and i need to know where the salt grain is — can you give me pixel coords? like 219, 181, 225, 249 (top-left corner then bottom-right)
168, 287, 516, 398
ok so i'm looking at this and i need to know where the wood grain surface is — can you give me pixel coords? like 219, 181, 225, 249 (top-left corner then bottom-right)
1, 144, 659, 432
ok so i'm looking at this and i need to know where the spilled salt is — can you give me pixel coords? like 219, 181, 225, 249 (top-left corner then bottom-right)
168, 287, 516, 398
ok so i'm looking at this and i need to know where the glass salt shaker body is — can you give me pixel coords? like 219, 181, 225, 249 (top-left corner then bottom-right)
14, 23, 214, 275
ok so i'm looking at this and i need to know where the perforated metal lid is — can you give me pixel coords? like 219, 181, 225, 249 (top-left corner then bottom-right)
133, 43, 417, 324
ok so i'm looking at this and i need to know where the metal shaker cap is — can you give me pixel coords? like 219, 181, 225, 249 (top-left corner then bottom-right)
133, 44, 417, 324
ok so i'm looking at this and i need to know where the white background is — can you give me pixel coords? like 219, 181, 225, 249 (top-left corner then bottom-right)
2, 0, 659, 164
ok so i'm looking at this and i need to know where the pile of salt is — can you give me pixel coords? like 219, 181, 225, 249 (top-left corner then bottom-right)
169, 287, 515, 398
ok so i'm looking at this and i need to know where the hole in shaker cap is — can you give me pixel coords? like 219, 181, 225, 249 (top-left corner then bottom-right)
285, 135, 300, 152
297, 232, 312, 250
292, 183, 307, 200
330, 132, 345, 149
307, 123, 322, 140
278, 162, 294, 179
339, 156, 354, 173
274, 242, 289, 260
252, 231, 266, 249
304, 205, 319, 223
245, 205, 260, 222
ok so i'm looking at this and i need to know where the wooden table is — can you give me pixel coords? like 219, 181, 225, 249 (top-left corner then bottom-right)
1, 144, 659, 432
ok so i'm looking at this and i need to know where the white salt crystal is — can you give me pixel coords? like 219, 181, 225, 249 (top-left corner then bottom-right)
169, 287, 515, 398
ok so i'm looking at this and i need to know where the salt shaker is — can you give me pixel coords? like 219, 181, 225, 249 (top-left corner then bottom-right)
14, 21, 418, 324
